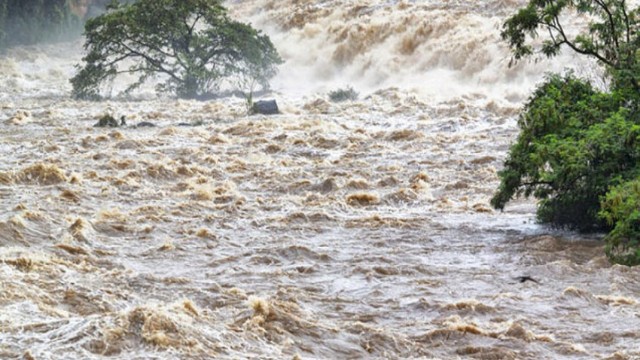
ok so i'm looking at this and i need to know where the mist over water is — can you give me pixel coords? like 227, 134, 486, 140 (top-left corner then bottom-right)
1, 1, 639, 359
230, 0, 597, 103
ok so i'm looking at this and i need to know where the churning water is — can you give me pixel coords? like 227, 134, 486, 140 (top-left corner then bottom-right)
1, 1, 639, 359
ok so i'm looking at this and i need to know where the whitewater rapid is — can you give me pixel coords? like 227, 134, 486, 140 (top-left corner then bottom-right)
0, 1, 639, 359
229, 0, 600, 102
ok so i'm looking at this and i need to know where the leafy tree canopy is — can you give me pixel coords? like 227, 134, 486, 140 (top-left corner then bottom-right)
495, 0, 640, 265
601, 179, 640, 265
71, 0, 283, 100
502, 0, 640, 93
491, 73, 639, 229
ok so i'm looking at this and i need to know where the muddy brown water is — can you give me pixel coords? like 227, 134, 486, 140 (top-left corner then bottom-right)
1, 1, 639, 359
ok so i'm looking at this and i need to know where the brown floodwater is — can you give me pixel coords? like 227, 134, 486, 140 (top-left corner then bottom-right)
1, 1, 639, 359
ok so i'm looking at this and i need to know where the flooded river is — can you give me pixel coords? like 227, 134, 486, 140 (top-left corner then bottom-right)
1, 1, 639, 359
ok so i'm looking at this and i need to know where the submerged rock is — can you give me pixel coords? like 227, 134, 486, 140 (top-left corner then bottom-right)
135, 121, 156, 128
177, 120, 205, 127
94, 114, 119, 127
94, 115, 126, 127
252, 100, 279, 115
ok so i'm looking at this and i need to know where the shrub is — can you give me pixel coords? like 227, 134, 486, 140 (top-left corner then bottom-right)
600, 180, 640, 265
492, 75, 640, 262
328, 86, 359, 102
491, 74, 639, 230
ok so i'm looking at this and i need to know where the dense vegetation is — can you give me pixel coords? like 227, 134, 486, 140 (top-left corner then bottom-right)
0, 0, 84, 50
71, 0, 282, 100
494, 0, 640, 265
328, 86, 359, 102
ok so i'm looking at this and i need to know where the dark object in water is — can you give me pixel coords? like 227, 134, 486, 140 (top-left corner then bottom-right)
176, 120, 204, 127
135, 122, 156, 128
252, 100, 279, 115
94, 114, 127, 127
94, 114, 119, 127
515, 276, 540, 284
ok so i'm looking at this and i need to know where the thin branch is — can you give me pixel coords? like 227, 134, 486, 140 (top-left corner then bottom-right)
122, 34, 174, 59
103, 53, 136, 68
593, 0, 620, 57
521, 179, 554, 186
114, 68, 148, 75
551, 14, 616, 68
115, 40, 182, 82
189, 14, 202, 38
621, 0, 631, 44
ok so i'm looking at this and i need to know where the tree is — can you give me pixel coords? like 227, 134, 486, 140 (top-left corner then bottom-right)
491, 73, 638, 230
70, 0, 283, 100
494, 0, 640, 265
501, 0, 640, 93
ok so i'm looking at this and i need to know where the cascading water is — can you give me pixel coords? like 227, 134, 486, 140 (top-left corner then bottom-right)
229, 0, 600, 102
0, 1, 638, 359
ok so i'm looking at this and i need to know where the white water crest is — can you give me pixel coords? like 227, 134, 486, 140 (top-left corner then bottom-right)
229, 0, 600, 103
0, 1, 639, 359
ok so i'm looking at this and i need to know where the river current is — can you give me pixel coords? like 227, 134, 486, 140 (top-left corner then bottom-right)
1, 1, 639, 359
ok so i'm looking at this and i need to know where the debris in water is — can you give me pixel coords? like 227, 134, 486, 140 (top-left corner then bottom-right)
135, 121, 157, 128
514, 276, 539, 284
94, 114, 120, 127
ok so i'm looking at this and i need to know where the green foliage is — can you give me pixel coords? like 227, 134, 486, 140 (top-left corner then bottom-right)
0, 0, 84, 50
501, 0, 640, 92
600, 179, 640, 265
491, 74, 639, 231
497, 0, 640, 265
71, 0, 283, 100
328, 86, 359, 102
